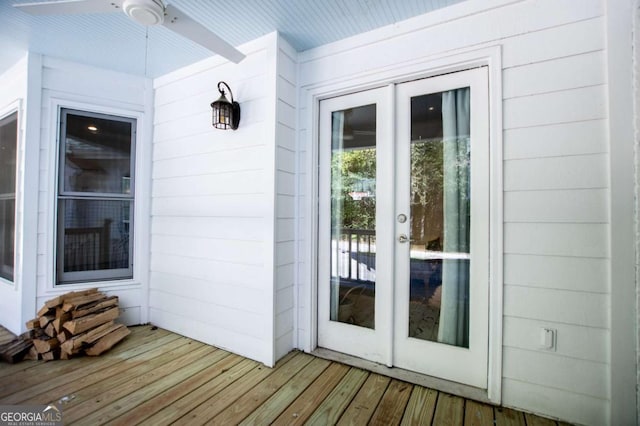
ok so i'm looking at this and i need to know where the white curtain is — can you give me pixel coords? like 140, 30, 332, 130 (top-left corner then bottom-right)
330, 111, 345, 321
437, 88, 471, 347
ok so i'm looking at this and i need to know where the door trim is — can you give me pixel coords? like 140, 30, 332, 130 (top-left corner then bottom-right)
300, 45, 504, 403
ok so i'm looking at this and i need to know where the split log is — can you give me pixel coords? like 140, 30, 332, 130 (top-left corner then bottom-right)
37, 304, 54, 318
44, 288, 99, 309
42, 348, 61, 361
72, 296, 118, 319
38, 313, 55, 328
62, 292, 108, 313
32, 337, 59, 354
85, 325, 131, 356
0, 338, 33, 363
57, 329, 72, 344
44, 322, 56, 338
25, 318, 40, 330
61, 320, 117, 355
52, 312, 71, 334
14, 288, 129, 362
62, 306, 119, 335
23, 346, 41, 361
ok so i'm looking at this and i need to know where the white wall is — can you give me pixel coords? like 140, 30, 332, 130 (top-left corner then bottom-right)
150, 32, 296, 367
34, 56, 152, 326
274, 38, 298, 360
0, 55, 30, 335
296, 0, 611, 424
635, 0, 640, 419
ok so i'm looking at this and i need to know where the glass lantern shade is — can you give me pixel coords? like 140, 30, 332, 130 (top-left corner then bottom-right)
211, 82, 240, 130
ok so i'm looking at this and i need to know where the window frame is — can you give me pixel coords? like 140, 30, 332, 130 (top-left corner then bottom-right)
55, 108, 137, 285
0, 109, 18, 284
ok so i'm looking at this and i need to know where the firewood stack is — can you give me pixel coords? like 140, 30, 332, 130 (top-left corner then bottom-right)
0, 288, 130, 363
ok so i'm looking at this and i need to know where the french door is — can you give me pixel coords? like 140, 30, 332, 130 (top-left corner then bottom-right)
317, 67, 489, 388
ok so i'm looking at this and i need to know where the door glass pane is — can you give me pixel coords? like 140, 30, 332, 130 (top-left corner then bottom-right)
408, 88, 470, 348
330, 104, 376, 329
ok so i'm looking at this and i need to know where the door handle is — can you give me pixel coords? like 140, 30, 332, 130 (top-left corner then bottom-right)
398, 234, 411, 243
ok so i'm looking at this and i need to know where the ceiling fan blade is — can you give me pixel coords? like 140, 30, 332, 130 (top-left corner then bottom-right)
14, 0, 123, 15
163, 4, 245, 64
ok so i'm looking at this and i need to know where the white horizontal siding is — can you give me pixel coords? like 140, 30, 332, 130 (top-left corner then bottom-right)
503, 254, 608, 293
501, 17, 604, 68
502, 379, 608, 426
503, 51, 606, 99
151, 252, 265, 290
503, 85, 606, 129
150, 33, 281, 367
504, 285, 609, 329
504, 189, 608, 223
152, 146, 269, 179
152, 194, 269, 218
152, 234, 265, 265
149, 306, 270, 363
34, 56, 150, 326
503, 119, 607, 160
504, 154, 608, 191
40, 57, 146, 107
503, 317, 608, 363
296, 0, 610, 424
504, 223, 608, 258
0, 57, 28, 334
274, 36, 298, 360
504, 347, 608, 399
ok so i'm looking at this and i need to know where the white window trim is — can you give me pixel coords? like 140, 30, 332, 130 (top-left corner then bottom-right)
0, 99, 21, 288
300, 46, 504, 403
44, 97, 151, 296
56, 108, 136, 284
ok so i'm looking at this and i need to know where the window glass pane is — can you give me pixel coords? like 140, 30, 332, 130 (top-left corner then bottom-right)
58, 109, 135, 284
60, 199, 132, 276
330, 104, 376, 329
62, 112, 133, 195
0, 112, 17, 282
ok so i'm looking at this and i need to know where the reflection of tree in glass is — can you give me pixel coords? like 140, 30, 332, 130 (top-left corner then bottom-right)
331, 148, 376, 230
411, 139, 444, 247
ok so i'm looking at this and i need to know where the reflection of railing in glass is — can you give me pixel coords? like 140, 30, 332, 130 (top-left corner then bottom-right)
64, 220, 111, 272
331, 228, 376, 284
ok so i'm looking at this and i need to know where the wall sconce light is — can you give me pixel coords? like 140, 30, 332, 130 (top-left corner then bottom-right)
211, 81, 240, 130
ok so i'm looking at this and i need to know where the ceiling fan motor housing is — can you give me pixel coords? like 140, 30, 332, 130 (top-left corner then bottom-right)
122, 0, 165, 26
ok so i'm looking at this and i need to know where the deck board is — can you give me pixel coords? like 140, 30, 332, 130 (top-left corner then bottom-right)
239, 357, 331, 425
63, 344, 215, 423
75, 346, 223, 425
338, 373, 390, 425
109, 353, 244, 426
272, 362, 350, 425
433, 392, 465, 426
0, 325, 567, 426
139, 357, 258, 426
465, 400, 495, 426
369, 379, 413, 425
20, 333, 186, 405
305, 367, 368, 425
495, 406, 527, 426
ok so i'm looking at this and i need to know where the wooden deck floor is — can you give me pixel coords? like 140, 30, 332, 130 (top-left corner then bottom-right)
0, 325, 569, 425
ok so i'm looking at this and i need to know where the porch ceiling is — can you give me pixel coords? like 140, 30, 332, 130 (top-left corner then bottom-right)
1, 0, 464, 78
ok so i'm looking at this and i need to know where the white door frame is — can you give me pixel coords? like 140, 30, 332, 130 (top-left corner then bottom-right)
300, 46, 504, 403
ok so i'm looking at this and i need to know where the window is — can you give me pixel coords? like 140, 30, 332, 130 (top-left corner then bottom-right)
57, 109, 136, 284
0, 112, 17, 282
